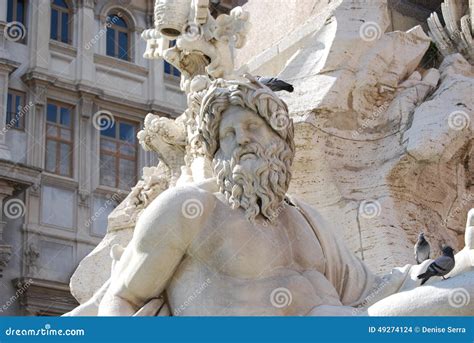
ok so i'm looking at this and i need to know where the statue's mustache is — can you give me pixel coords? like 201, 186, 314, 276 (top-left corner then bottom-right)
231, 143, 264, 163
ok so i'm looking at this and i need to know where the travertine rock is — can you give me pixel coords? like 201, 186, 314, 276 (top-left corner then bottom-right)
427, 0, 473, 64
238, 0, 473, 273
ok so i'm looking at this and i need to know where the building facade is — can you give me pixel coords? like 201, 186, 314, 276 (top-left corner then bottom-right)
0, 0, 197, 316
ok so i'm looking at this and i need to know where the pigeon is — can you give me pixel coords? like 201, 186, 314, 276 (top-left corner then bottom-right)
417, 245, 455, 285
256, 76, 294, 93
414, 232, 430, 264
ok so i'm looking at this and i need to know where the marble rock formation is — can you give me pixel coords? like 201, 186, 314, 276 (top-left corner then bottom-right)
428, 0, 473, 64
236, 0, 473, 274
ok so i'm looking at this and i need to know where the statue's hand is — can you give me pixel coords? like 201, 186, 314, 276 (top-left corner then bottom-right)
448, 208, 474, 278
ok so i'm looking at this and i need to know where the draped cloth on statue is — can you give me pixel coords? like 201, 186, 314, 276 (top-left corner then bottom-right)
147, 196, 383, 316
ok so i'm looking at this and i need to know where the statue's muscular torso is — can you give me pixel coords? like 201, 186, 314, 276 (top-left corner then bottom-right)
108, 182, 343, 316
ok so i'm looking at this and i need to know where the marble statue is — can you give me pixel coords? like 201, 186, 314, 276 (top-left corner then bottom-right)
65, 75, 474, 316
64, 0, 474, 316
428, 0, 473, 64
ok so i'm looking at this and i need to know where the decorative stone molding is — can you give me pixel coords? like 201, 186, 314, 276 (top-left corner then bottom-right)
14, 277, 79, 316
78, 94, 95, 119
77, 0, 96, 10
21, 68, 180, 115
97, 4, 138, 32
93, 54, 149, 78
142, 0, 250, 91
24, 243, 40, 277
0, 58, 21, 74
49, 40, 78, 58
29, 182, 41, 197
0, 245, 12, 278
78, 189, 90, 207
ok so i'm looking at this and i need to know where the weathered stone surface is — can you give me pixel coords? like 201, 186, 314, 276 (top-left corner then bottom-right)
238, 0, 473, 274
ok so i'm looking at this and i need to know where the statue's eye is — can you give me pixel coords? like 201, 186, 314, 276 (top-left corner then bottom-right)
222, 129, 234, 139
248, 122, 260, 130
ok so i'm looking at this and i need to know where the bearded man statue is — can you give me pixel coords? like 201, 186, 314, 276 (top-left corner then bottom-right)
76, 76, 473, 317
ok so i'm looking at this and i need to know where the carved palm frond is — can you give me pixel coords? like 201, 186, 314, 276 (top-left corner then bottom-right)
427, 0, 473, 64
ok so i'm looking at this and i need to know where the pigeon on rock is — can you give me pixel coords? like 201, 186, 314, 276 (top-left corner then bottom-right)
256, 76, 294, 93
417, 245, 455, 285
414, 232, 431, 264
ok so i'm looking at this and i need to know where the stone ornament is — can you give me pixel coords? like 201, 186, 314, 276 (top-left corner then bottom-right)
142, 0, 250, 91
428, 0, 473, 64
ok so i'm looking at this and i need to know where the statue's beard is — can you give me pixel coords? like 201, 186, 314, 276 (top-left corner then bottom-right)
213, 139, 292, 223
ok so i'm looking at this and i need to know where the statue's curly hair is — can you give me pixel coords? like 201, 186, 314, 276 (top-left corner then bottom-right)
187, 78, 295, 165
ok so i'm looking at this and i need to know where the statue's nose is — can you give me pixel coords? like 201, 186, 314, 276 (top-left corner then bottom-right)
236, 128, 251, 146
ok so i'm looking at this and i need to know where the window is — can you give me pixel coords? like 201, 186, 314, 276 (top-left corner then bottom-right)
106, 13, 130, 61
7, 0, 26, 23
45, 101, 74, 177
7, 0, 27, 42
91, 196, 118, 237
100, 118, 137, 189
6, 90, 26, 130
50, 0, 72, 44
164, 61, 181, 78
164, 40, 181, 78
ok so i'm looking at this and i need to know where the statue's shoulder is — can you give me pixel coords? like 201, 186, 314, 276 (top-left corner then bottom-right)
154, 178, 218, 210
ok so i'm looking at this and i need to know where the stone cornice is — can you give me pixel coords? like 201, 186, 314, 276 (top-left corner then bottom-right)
0, 58, 21, 73
93, 53, 149, 77
0, 159, 42, 191
49, 40, 78, 58
21, 68, 181, 116
13, 277, 79, 316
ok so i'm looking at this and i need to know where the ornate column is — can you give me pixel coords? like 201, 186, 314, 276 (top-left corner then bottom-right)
0, 180, 15, 278
77, 93, 93, 240
28, 0, 51, 71
76, 0, 96, 84
24, 81, 47, 169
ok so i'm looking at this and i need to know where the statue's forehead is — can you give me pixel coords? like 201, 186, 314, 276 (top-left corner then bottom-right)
219, 105, 264, 129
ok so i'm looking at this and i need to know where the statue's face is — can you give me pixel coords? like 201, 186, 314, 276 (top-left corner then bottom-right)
218, 105, 277, 163
214, 105, 291, 223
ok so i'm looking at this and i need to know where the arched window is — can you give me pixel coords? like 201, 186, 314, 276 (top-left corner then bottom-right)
106, 13, 130, 61
50, 0, 72, 44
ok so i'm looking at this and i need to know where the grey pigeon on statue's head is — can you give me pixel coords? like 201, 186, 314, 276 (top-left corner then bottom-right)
417, 245, 455, 285
256, 76, 294, 93
414, 232, 430, 264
